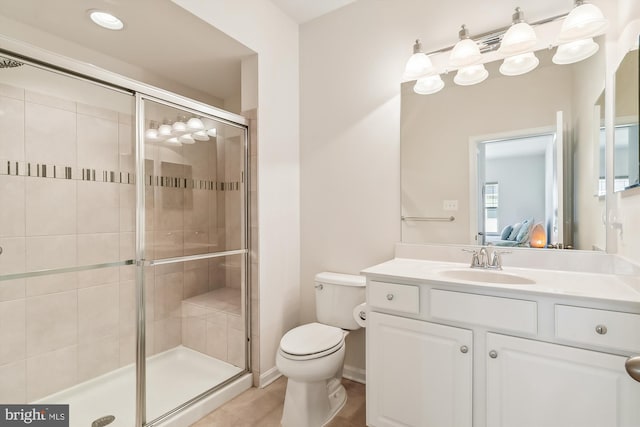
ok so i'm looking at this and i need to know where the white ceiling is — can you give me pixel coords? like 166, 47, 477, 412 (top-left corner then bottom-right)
270, 0, 357, 24
0, 0, 255, 102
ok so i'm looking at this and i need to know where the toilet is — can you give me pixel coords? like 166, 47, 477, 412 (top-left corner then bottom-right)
276, 272, 366, 427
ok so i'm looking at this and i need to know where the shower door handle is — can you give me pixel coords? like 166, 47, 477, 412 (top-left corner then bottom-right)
625, 356, 640, 383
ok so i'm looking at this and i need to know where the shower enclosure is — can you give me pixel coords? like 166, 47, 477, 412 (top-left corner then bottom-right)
0, 50, 250, 427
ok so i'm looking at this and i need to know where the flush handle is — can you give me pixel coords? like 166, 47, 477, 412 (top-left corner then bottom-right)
595, 325, 607, 335
625, 356, 640, 383
386, 294, 394, 301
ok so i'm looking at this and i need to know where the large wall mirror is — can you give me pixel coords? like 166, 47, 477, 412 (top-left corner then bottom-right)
401, 38, 606, 251
614, 36, 639, 191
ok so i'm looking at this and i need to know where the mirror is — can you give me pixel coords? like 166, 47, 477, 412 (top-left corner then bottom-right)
401, 40, 606, 250
614, 38, 639, 191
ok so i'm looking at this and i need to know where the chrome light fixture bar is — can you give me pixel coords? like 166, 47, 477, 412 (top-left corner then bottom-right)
404, 1, 608, 95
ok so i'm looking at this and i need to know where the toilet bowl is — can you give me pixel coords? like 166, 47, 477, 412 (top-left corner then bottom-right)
276, 272, 366, 427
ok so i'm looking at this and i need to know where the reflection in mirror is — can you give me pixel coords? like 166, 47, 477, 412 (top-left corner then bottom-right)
595, 91, 606, 196
614, 39, 640, 191
401, 39, 606, 251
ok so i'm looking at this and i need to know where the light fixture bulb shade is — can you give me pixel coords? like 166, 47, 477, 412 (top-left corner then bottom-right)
187, 117, 205, 131
144, 128, 159, 142
498, 22, 537, 55
165, 137, 181, 146
557, 3, 608, 43
413, 75, 445, 95
179, 134, 196, 144
206, 128, 218, 137
499, 52, 539, 76
450, 38, 482, 67
454, 64, 488, 86
158, 124, 173, 137
172, 120, 187, 135
553, 38, 599, 64
403, 52, 435, 81
192, 130, 210, 141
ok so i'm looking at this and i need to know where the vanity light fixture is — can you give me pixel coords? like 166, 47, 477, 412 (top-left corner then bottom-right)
187, 117, 205, 131
192, 130, 210, 141
497, 8, 537, 56
172, 117, 188, 135
557, 0, 608, 43
403, 40, 435, 81
404, 3, 609, 95
158, 122, 173, 138
144, 117, 217, 144
179, 134, 196, 144
454, 64, 489, 86
499, 52, 539, 76
552, 37, 599, 64
450, 25, 482, 67
144, 120, 161, 142
414, 74, 445, 95
88, 10, 124, 31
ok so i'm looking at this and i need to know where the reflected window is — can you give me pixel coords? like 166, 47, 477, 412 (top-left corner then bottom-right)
484, 182, 499, 233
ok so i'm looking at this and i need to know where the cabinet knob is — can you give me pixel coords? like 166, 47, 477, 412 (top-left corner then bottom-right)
625, 356, 640, 383
460, 345, 469, 354
489, 350, 498, 359
386, 294, 394, 301
595, 325, 608, 335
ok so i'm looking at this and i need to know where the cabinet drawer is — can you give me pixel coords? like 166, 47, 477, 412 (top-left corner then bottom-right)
555, 305, 640, 353
369, 281, 419, 314
430, 289, 537, 335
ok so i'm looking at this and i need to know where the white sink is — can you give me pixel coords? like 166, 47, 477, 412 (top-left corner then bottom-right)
438, 269, 536, 285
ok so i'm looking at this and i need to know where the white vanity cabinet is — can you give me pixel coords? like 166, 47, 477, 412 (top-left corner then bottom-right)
365, 278, 640, 427
367, 311, 472, 427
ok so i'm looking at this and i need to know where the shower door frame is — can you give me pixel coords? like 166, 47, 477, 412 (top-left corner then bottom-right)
0, 36, 252, 427
135, 94, 251, 427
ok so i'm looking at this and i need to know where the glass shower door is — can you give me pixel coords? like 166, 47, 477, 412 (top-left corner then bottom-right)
0, 55, 137, 426
139, 97, 248, 424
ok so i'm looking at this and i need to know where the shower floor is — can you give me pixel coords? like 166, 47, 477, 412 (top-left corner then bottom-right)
36, 345, 244, 427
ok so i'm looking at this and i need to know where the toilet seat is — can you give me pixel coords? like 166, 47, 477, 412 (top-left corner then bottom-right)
279, 322, 345, 361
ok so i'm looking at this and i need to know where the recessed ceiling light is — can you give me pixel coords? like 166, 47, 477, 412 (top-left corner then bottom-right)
88, 9, 124, 31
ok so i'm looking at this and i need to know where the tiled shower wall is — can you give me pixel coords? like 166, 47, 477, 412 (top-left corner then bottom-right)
0, 82, 246, 403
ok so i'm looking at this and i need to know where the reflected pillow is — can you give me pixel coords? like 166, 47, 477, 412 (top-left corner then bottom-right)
500, 225, 513, 240
508, 222, 522, 240
516, 220, 532, 243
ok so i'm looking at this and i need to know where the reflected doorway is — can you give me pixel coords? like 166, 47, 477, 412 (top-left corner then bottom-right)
474, 131, 558, 247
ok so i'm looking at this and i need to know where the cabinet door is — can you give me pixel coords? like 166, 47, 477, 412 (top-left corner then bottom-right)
486, 333, 640, 427
367, 312, 472, 427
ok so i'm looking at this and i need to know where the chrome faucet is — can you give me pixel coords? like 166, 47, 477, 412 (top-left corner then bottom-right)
462, 247, 510, 270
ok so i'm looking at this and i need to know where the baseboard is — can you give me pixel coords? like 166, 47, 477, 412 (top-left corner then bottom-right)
259, 366, 282, 388
343, 364, 366, 384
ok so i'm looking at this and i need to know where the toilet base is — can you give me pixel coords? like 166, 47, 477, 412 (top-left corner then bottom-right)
281, 377, 347, 427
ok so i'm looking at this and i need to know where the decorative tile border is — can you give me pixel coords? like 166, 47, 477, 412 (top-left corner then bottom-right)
0, 159, 241, 190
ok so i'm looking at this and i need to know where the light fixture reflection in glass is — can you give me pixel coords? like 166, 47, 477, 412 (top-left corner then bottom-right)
450, 25, 482, 67
498, 8, 537, 55
165, 137, 181, 146
158, 123, 173, 138
557, 1, 608, 43
499, 52, 540, 76
403, 40, 435, 81
193, 130, 210, 141
172, 118, 187, 135
207, 128, 218, 138
187, 117, 205, 131
179, 134, 196, 144
454, 64, 488, 86
145, 121, 160, 142
413, 74, 445, 95
88, 10, 124, 31
552, 38, 599, 64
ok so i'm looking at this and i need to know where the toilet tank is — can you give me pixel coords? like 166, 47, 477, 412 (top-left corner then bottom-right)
315, 272, 366, 330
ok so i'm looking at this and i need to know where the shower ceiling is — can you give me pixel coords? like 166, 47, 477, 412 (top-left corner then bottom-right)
0, 0, 255, 103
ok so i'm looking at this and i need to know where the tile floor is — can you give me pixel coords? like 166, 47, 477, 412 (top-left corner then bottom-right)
191, 376, 366, 426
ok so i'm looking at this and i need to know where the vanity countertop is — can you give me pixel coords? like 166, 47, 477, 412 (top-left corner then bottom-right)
362, 257, 640, 305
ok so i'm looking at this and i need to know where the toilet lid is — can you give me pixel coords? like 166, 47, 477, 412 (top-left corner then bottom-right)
280, 322, 344, 356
